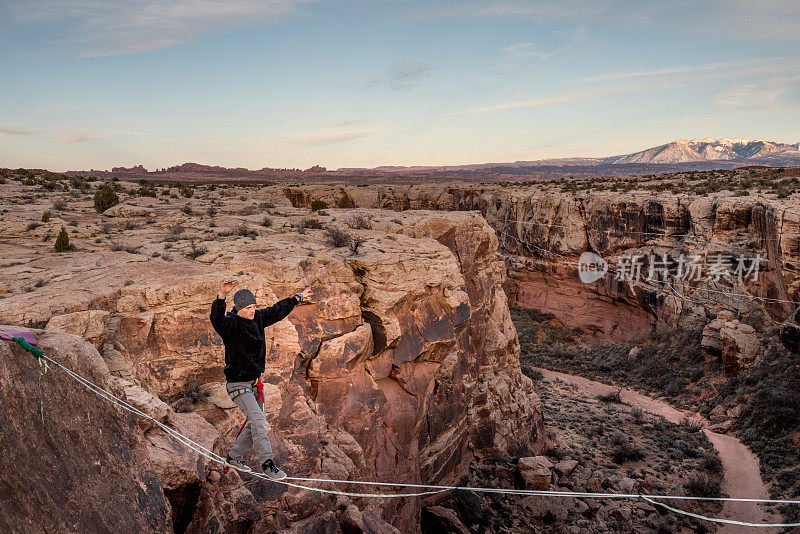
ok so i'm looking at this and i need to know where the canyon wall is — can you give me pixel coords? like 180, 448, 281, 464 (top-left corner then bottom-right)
0, 203, 543, 532
278, 183, 800, 341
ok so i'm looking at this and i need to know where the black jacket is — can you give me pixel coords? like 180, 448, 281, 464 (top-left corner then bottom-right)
209, 295, 299, 382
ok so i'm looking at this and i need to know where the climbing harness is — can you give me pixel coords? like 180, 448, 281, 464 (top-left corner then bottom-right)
3, 328, 800, 527
223, 377, 266, 475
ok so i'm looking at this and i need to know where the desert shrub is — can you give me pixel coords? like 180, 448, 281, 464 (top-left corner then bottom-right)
169, 223, 184, 235
207, 206, 217, 217
609, 434, 645, 464
186, 240, 207, 260
597, 389, 623, 404
111, 242, 141, 254
124, 220, 138, 230
630, 406, 645, 424
181, 204, 193, 215
172, 378, 209, 413
679, 418, 704, 432
349, 236, 365, 255
521, 365, 543, 381
138, 188, 156, 197
324, 226, 351, 248
41, 211, 50, 222
310, 199, 327, 211
54, 226, 71, 252
684, 475, 721, 497
52, 198, 67, 211
235, 223, 258, 237
299, 218, 323, 230
347, 213, 371, 229
99, 223, 112, 234
218, 224, 258, 237
699, 453, 723, 475
162, 189, 171, 196
94, 186, 119, 213
26, 221, 41, 231
180, 186, 194, 198
260, 216, 272, 227
336, 196, 352, 208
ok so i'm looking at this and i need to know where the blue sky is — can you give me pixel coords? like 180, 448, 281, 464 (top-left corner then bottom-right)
1, 0, 799, 171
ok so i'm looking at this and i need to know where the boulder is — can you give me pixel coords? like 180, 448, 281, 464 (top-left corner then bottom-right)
421, 506, 470, 534
45, 309, 111, 348
720, 321, 760, 375
554, 459, 579, 477
517, 456, 554, 490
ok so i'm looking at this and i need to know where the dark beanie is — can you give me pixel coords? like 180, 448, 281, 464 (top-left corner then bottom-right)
233, 289, 257, 310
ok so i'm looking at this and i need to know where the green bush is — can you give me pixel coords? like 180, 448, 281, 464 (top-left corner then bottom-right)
41, 211, 50, 222
138, 188, 156, 197
54, 226, 70, 252
310, 199, 327, 211
180, 186, 194, 198
94, 186, 119, 213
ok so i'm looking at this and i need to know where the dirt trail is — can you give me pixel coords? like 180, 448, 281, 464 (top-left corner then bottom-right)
537, 368, 784, 533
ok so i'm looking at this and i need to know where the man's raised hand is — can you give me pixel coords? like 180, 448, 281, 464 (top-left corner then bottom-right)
299, 287, 314, 303
219, 279, 237, 298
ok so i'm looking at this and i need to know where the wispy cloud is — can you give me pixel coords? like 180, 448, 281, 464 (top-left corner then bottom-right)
275, 128, 378, 150
570, 62, 736, 85
504, 27, 586, 63
6, 0, 316, 56
407, 0, 610, 20
331, 118, 366, 127
569, 57, 800, 89
0, 124, 111, 143
715, 75, 800, 110
454, 82, 681, 115
367, 61, 437, 91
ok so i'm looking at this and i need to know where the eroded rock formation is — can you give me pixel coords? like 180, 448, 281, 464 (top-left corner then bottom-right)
0, 201, 543, 532
279, 183, 800, 345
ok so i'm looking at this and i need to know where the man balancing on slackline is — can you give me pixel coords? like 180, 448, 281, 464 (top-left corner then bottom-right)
210, 279, 313, 479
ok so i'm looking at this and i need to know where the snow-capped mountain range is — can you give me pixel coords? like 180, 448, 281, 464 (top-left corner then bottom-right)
609, 137, 800, 165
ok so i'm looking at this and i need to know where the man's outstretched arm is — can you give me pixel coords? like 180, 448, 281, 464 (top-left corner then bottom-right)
256, 287, 313, 328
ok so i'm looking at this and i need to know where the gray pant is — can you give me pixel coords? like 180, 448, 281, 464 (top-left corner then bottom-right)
226, 381, 274, 463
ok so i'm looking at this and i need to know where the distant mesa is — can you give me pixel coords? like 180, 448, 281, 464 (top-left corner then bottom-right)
111, 165, 146, 174
66, 137, 800, 184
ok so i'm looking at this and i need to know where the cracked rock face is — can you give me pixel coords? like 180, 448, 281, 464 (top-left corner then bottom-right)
0, 329, 174, 533
0, 193, 543, 533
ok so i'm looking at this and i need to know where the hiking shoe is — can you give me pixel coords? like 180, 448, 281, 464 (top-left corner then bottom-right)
261, 459, 287, 480
225, 456, 252, 473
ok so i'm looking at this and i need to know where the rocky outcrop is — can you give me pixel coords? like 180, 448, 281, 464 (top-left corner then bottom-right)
0, 329, 173, 533
0, 204, 543, 532
702, 310, 762, 375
